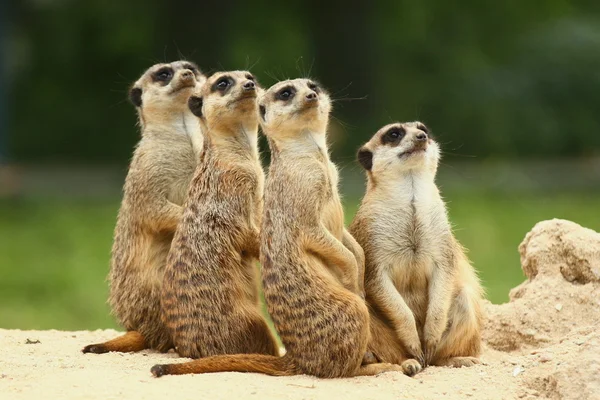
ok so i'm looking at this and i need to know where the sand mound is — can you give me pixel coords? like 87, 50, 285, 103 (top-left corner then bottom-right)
484, 219, 600, 399
1, 219, 599, 399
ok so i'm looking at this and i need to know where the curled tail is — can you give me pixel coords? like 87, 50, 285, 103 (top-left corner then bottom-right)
151, 354, 295, 377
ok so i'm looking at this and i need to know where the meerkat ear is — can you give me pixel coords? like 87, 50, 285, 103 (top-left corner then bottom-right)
129, 87, 142, 107
188, 96, 203, 118
259, 105, 266, 121
357, 148, 373, 171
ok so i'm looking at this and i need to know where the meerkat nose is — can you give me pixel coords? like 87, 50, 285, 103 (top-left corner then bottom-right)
306, 92, 317, 101
181, 70, 193, 79
416, 132, 428, 141
243, 81, 256, 90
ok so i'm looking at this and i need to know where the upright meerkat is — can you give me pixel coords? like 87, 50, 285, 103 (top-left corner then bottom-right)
151, 79, 416, 378
83, 61, 205, 354
350, 122, 484, 368
159, 70, 279, 359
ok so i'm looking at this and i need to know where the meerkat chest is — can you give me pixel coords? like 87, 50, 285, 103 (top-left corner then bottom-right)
371, 184, 451, 282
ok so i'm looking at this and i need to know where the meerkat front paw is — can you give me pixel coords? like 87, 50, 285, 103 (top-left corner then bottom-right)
422, 336, 440, 366
401, 335, 424, 365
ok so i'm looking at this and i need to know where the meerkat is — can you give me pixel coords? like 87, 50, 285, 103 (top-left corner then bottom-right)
150, 79, 416, 378
159, 70, 279, 360
349, 122, 484, 368
82, 61, 206, 354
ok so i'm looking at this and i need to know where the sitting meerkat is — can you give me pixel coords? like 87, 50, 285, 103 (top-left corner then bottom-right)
159, 71, 279, 359
349, 122, 484, 368
151, 79, 415, 378
83, 61, 205, 354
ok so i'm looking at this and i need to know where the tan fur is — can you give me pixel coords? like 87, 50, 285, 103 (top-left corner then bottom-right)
151, 79, 405, 378
159, 71, 279, 359
350, 122, 484, 368
83, 61, 205, 354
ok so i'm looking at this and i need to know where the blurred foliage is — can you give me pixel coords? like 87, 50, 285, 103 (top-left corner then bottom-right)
1, 192, 598, 330
5, 0, 600, 164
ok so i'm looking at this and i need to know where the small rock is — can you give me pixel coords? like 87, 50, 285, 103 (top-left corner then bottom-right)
513, 366, 523, 377
555, 304, 563, 311
539, 353, 553, 363
25, 339, 40, 344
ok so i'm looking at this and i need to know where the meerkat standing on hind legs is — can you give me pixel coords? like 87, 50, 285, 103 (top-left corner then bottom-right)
350, 122, 484, 368
159, 71, 279, 359
82, 61, 205, 354
151, 79, 415, 378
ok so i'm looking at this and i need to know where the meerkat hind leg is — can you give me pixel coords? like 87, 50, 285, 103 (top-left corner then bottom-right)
82, 331, 147, 354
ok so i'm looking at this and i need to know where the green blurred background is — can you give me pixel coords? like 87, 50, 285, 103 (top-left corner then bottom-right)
0, 1, 598, 330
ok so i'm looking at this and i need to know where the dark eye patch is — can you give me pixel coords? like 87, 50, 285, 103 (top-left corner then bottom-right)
246, 74, 255, 81
275, 86, 295, 101
211, 75, 235, 93
152, 67, 174, 83
416, 123, 428, 133
381, 127, 406, 145
307, 81, 319, 92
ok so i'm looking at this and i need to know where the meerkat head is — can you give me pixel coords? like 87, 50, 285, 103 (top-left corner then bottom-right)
357, 122, 440, 178
258, 79, 331, 140
187, 70, 260, 134
129, 61, 205, 127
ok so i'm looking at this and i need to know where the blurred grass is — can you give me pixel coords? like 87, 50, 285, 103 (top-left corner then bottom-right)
0, 191, 598, 330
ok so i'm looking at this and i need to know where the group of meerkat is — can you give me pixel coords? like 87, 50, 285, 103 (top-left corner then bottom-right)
82, 60, 484, 379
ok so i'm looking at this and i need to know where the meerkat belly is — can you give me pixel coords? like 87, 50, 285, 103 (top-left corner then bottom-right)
377, 199, 449, 324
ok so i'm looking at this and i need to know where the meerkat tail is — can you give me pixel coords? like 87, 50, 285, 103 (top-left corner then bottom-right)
82, 331, 147, 354
151, 354, 294, 377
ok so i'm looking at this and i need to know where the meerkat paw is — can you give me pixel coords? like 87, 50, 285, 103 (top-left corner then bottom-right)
437, 356, 481, 368
401, 359, 422, 376
422, 337, 440, 366
401, 336, 424, 365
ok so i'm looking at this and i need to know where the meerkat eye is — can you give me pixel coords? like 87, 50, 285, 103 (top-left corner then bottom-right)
246, 74, 255, 81
308, 82, 319, 92
154, 68, 174, 82
215, 77, 234, 92
382, 127, 406, 144
276, 86, 295, 101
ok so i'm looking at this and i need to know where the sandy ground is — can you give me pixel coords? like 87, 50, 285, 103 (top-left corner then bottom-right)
1, 219, 599, 400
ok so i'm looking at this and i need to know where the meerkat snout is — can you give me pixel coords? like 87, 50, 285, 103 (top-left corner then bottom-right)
243, 80, 256, 91
180, 69, 194, 79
